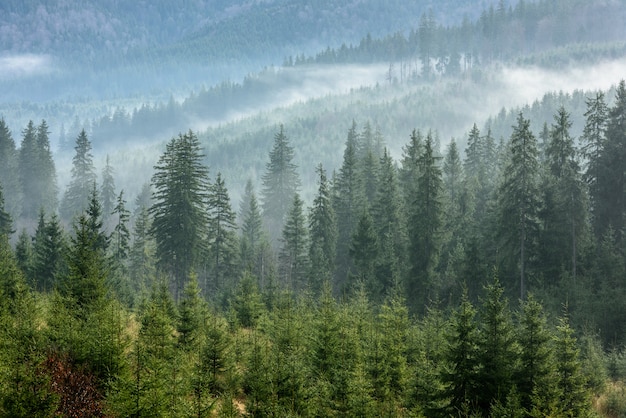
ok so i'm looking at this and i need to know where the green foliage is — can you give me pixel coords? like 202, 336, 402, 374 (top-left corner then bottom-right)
150, 130, 210, 300
497, 113, 540, 299
261, 125, 300, 246
206, 173, 240, 297
60, 129, 97, 221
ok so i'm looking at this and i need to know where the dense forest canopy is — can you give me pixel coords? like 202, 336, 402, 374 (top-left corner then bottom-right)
2, 0, 626, 416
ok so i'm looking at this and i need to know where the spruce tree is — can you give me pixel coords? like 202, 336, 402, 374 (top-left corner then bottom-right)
497, 113, 540, 299
261, 125, 300, 246
371, 149, 406, 297
129, 207, 156, 295
596, 80, 626, 240
31, 210, 65, 292
150, 131, 209, 300
0, 184, 13, 238
349, 210, 378, 294
442, 287, 480, 415
279, 193, 309, 292
539, 107, 586, 283
477, 275, 519, 415
408, 132, 443, 313
100, 155, 116, 230
516, 294, 559, 415
111, 190, 131, 264
19, 120, 58, 219
554, 310, 591, 416
0, 118, 21, 218
60, 129, 97, 220
206, 172, 239, 296
239, 182, 268, 282
580, 91, 608, 234
308, 164, 336, 295
334, 121, 365, 292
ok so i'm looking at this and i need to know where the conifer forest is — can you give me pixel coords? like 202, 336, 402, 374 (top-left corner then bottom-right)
3, 0, 626, 416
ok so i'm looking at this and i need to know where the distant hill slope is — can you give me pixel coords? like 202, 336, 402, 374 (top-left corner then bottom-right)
1, 0, 494, 68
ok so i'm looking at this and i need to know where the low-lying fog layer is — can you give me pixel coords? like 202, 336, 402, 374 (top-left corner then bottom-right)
0, 54, 54, 80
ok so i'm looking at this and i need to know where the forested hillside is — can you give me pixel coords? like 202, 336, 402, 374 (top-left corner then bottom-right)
3, 0, 626, 416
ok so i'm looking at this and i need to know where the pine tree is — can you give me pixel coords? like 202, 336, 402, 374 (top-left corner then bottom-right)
261, 125, 300, 245
0, 118, 21, 218
408, 131, 443, 313
497, 113, 540, 299
308, 164, 336, 295
60, 129, 97, 220
150, 131, 210, 300
279, 193, 309, 292
206, 172, 239, 296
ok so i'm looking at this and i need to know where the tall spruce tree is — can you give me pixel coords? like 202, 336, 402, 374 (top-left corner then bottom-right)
371, 149, 406, 297
150, 130, 210, 300
580, 91, 608, 235
61, 129, 97, 220
334, 121, 365, 292
497, 113, 540, 299
596, 80, 626, 240
261, 125, 300, 246
539, 107, 586, 282
408, 132, 443, 313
